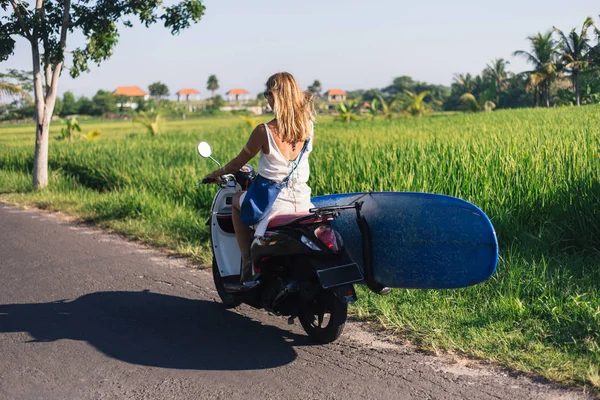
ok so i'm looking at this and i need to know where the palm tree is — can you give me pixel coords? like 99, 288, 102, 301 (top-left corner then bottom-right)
0, 82, 29, 99
483, 58, 510, 101
589, 20, 600, 66
553, 17, 595, 106
460, 93, 496, 112
403, 90, 433, 117
513, 32, 559, 107
206, 75, 219, 98
452, 73, 476, 95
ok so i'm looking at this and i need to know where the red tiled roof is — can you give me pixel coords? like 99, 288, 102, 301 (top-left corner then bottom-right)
177, 88, 200, 95
226, 88, 249, 95
113, 86, 148, 97
326, 89, 347, 96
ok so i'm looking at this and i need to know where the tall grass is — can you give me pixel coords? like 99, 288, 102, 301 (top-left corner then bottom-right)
0, 109, 599, 388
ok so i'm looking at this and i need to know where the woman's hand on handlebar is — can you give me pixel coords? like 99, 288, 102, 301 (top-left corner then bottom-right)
203, 169, 222, 184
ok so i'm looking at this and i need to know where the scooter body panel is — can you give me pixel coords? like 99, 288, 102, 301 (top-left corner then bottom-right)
210, 185, 242, 277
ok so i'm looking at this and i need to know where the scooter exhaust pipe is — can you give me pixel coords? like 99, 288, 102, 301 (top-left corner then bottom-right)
272, 281, 300, 307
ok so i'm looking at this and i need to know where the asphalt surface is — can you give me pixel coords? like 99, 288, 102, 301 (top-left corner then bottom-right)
0, 202, 593, 400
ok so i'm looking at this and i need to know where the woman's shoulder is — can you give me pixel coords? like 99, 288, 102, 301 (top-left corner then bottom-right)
248, 123, 268, 149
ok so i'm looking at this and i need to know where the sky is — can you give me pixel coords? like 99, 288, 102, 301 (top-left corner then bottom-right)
2, 0, 599, 99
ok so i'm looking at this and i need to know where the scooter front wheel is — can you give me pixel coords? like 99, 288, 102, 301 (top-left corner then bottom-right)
212, 257, 242, 308
298, 291, 347, 344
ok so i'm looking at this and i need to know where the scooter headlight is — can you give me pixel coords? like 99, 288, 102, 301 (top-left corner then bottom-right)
314, 225, 342, 252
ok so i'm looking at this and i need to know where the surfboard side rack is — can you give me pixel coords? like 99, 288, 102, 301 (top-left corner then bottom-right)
355, 202, 391, 295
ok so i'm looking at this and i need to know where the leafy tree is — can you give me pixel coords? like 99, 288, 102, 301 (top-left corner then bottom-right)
0, 98, 35, 120
307, 80, 322, 96
61, 91, 78, 115
148, 81, 170, 99
553, 17, 595, 106
210, 94, 225, 109
501, 73, 534, 109
383, 76, 416, 96
90, 90, 117, 115
0, 0, 206, 189
206, 74, 219, 98
360, 89, 382, 104
383, 76, 449, 105
345, 89, 365, 101
76, 96, 93, 115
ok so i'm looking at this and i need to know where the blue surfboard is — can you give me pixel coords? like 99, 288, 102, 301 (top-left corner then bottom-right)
311, 192, 498, 289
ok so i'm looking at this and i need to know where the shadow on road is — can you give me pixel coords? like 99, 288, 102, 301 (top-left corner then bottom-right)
0, 290, 307, 370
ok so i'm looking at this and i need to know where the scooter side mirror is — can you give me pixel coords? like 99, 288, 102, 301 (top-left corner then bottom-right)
197, 142, 212, 158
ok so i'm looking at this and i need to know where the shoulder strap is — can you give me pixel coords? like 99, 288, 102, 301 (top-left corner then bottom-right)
282, 138, 311, 184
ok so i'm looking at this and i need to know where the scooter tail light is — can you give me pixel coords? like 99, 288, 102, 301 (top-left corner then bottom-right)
314, 225, 340, 252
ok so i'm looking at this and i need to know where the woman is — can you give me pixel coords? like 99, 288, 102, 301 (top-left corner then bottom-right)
204, 72, 316, 283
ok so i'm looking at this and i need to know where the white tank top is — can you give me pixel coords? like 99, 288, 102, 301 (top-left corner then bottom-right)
247, 122, 314, 236
258, 123, 313, 185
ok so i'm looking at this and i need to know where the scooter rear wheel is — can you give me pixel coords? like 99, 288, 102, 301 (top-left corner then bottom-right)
212, 257, 242, 308
299, 291, 347, 344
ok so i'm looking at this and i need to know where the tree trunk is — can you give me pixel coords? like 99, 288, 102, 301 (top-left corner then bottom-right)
32, 119, 50, 189
574, 70, 581, 106
31, 35, 48, 189
545, 82, 550, 108
31, 61, 61, 189
534, 87, 539, 108
31, 0, 70, 189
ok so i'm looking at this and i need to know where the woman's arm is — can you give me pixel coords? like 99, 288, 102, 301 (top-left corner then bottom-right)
205, 124, 266, 180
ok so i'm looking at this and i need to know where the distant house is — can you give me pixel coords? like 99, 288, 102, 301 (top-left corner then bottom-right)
325, 89, 347, 102
176, 88, 200, 102
226, 88, 250, 101
113, 86, 149, 109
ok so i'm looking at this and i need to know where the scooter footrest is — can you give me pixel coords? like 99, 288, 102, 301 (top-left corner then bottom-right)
223, 281, 260, 292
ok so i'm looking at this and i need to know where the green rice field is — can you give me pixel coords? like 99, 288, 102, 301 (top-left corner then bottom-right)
0, 108, 599, 389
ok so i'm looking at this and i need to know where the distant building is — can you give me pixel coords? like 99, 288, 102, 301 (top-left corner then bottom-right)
226, 88, 250, 101
176, 88, 201, 102
113, 86, 149, 109
325, 89, 347, 102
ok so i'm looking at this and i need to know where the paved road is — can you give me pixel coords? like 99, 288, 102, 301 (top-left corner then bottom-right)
0, 203, 592, 400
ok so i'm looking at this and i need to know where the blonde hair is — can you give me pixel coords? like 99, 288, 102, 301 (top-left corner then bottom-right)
266, 72, 316, 145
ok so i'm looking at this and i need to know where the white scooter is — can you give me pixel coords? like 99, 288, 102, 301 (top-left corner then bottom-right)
197, 142, 364, 343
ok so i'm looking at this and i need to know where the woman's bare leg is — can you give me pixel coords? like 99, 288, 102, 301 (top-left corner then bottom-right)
232, 191, 253, 282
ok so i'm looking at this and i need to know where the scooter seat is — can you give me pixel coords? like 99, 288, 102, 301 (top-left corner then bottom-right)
267, 212, 330, 229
